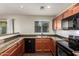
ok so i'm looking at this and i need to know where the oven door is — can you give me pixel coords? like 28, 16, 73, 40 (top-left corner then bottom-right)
56, 43, 74, 56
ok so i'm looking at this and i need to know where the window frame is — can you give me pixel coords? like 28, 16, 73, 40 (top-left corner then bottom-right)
0, 21, 7, 34
34, 21, 49, 33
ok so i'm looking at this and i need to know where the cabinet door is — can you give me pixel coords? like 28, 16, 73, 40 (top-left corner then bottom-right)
56, 15, 62, 30
53, 19, 57, 30
10, 47, 19, 56
35, 39, 43, 52
50, 39, 56, 55
43, 39, 51, 52
73, 4, 79, 15
36, 38, 52, 52
0, 40, 24, 56
56, 19, 61, 30
17, 40, 24, 55
0, 44, 18, 56
63, 9, 73, 18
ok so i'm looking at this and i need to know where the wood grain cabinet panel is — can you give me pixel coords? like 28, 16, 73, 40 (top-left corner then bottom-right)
0, 43, 18, 56
50, 39, 56, 55
53, 19, 57, 30
35, 39, 43, 52
43, 39, 51, 52
35, 38, 55, 53
73, 4, 79, 15
16, 40, 24, 56
63, 9, 73, 18
56, 15, 63, 30
0, 39, 24, 56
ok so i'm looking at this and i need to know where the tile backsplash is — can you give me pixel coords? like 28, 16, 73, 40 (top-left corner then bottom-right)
56, 30, 79, 38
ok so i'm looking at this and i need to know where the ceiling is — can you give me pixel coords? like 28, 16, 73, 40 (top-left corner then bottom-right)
0, 3, 74, 16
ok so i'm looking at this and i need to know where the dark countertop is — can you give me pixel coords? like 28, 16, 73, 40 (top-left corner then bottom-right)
0, 34, 79, 56
57, 40, 73, 52
51, 34, 79, 56
56, 40, 79, 56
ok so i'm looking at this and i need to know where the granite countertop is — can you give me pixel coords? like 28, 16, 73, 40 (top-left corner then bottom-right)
0, 36, 67, 54
57, 40, 74, 51
0, 36, 52, 54
0, 35, 79, 56
0, 37, 23, 54
51, 35, 79, 56
57, 40, 79, 56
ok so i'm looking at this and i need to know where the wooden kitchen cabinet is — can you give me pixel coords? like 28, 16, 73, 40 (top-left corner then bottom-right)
35, 38, 53, 52
63, 8, 73, 18
0, 39, 24, 56
56, 15, 63, 30
53, 4, 79, 31
35, 39, 43, 52
15, 40, 24, 56
53, 19, 57, 30
43, 39, 51, 52
17, 39, 25, 55
50, 38, 56, 55
72, 4, 79, 15
0, 43, 18, 56
53, 13, 63, 30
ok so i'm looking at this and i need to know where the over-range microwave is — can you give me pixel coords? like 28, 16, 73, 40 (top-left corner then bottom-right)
75, 13, 79, 30
62, 16, 75, 30
62, 13, 79, 30
62, 18, 68, 30
68, 15, 76, 30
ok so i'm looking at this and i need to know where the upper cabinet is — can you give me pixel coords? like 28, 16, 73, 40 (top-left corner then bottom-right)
53, 3, 79, 30
73, 4, 79, 15
56, 15, 63, 30
53, 18, 57, 30
53, 14, 63, 30
63, 8, 73, 18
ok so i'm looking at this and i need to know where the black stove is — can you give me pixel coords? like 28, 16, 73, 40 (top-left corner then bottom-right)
69, 35, 79, 51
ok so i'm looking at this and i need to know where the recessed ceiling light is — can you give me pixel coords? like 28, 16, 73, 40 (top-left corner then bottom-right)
47, 5, 51, 8
20, 5, 24, 9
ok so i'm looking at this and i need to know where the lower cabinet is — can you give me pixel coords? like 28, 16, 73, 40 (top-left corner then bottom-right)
35, 38, 53, 52
35, 39, 43, 52
43, 39, 51, 52
50, 39, 56, 55
0, 38, 56, 56
0, 39, 24, 56
35, 38, 56, 55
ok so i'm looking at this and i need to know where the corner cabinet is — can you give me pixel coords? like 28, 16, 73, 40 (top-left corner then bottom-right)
53, 14, 63, 30
56, 15, 63, 30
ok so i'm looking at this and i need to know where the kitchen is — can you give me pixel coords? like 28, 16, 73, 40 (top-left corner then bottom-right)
0, 3, 79, 56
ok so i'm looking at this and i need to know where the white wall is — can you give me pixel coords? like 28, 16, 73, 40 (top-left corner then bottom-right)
0, 15, 54, 35
1, 15, 79, 37
7, 18, 14, 34
14, 15, 54, 34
